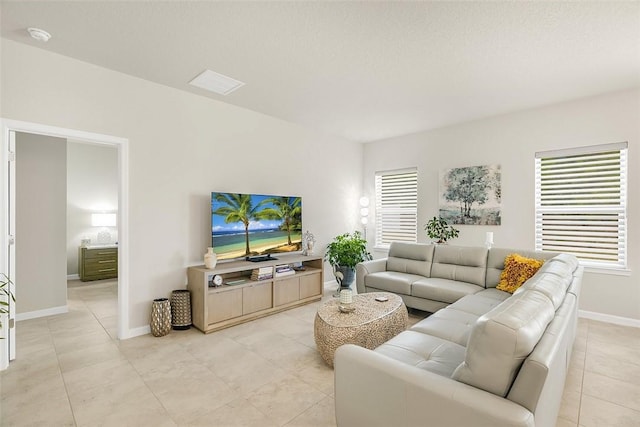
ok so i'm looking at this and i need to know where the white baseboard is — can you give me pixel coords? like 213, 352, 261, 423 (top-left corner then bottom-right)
578, 310, 640, 328
120, 325, 151, 339
67, 274, 80, 280
16, 305, 68, 321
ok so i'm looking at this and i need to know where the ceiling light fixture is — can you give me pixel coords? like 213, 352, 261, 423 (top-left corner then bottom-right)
27, 27, 51, 42
188, 69, 245, 96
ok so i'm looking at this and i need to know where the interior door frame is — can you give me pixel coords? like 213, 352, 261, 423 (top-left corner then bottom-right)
0, 119, 130, 370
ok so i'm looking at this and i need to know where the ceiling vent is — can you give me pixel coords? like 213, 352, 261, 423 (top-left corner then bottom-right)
188, 69, 245, 96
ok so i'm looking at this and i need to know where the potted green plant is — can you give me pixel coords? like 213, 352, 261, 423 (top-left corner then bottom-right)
0, 274, 15, 336
424, 216, 460, 244
325, 231, 372, 289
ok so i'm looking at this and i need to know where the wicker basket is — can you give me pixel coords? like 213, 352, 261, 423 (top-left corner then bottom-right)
170, 290, 192, 330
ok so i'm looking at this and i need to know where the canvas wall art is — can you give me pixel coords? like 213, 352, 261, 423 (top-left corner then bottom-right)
439, 164, 501, 225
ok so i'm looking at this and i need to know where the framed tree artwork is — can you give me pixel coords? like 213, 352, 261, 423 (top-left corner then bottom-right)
439, 164, 501, 225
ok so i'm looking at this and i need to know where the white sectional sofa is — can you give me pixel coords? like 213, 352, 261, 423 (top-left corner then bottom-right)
336, 243, 583, 427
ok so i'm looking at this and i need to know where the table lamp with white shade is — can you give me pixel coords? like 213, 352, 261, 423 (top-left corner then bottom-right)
92, 212, 117, 244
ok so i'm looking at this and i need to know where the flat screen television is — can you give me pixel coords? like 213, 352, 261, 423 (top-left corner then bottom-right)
211, 192, 303, 261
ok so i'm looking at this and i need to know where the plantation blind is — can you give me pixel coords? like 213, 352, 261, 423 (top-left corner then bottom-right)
375, 168, 418, 248
535, 142, 628, 269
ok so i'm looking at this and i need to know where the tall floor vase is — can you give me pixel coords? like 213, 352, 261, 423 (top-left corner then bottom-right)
151, 298, 171, 337
170, 290, 192, 330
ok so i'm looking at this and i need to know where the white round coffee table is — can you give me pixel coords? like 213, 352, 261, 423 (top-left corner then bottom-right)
314, 292, 408, 367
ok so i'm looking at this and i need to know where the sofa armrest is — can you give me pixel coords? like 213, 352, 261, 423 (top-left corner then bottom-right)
355, 258, 387, 294
334, 344, 535, 427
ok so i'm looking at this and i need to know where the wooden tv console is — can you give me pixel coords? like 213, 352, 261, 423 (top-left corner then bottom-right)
187, 254, 324, 333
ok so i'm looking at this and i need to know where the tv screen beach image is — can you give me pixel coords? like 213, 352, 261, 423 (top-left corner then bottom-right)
211, 192, 302, 260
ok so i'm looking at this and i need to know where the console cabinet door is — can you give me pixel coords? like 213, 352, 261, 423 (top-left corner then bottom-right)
274, 277, 300, 306
299, 274, 322, 299
207, 288, 242, 324
243, 281, 273, 315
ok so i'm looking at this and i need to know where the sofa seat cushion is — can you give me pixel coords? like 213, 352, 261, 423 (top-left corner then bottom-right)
365, 271, 424, 295
410, 307, 479, 347
375, 330, 466, 377
447, 290, 510, 316
411, 277, 483, 304
474, 288, 513, 302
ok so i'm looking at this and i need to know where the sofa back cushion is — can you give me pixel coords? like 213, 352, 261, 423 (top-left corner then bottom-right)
507, 292, 577, 425
486, 248, 558, 288
452, 289, 555, 397
387, 242, 434, 277
430, 245, 488, 287
536, 253, 579, 279
514, 273, 571, 310
513, 254, 578, 310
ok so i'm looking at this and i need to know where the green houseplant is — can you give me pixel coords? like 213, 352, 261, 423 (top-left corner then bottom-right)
325, 231, 372, 289
424, 216, 460, 244
0, 274, 15, 336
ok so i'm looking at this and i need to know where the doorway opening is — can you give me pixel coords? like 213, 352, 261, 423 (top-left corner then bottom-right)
1, 119, 130, 370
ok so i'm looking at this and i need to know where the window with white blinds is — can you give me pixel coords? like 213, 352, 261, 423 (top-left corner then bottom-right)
375, 168, 418, 248
535, 142, 628, 269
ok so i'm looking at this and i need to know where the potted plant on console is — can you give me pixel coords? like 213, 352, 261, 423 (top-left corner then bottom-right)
424, 216, 460, 244
325, 231, 372, 291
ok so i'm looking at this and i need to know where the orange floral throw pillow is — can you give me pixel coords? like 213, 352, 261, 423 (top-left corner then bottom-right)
497, 254, 545, 294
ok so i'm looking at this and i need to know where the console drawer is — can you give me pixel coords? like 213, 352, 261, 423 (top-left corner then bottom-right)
79, 247, 118, 281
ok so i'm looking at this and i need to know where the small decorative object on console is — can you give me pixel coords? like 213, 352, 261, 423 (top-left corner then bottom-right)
251, 266, 274, 281
292, 261, 306, 271
208, 274, 223, 287
274, 264, 295, 278
204, 247, 218, 269
302, 230, 316, 256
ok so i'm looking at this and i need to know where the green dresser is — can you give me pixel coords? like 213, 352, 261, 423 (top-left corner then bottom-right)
79, 246, 118, 281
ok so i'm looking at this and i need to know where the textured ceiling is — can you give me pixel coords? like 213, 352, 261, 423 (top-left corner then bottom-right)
2, 1, 639, 142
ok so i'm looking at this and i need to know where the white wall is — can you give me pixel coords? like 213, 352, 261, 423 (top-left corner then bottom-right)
66, 141, 119, 276
1, 39, 363, 333
363, 88, 640, 321
15, 132, 67, 315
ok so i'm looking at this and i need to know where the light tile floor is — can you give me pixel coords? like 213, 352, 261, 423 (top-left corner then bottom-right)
1, 280, 639, 426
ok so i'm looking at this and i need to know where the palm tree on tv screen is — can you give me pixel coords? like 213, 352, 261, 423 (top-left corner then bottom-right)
259, 197, 302, 245
212, 193, 269, 256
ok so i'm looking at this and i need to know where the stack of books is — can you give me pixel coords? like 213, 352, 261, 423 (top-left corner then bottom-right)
274, 264, 295, 278
251, 266, 274, 281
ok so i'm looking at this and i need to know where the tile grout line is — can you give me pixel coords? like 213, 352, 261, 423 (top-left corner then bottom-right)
67, 280, 175, 426
50, 302, 80, 427
575, 319, 589, 426
62, 281, 113, 427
